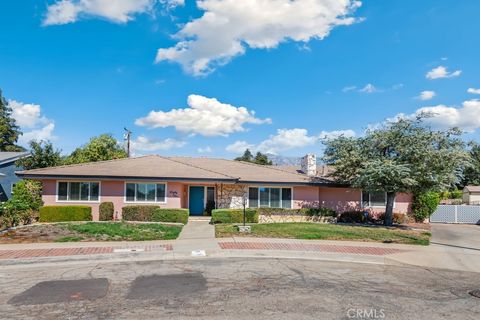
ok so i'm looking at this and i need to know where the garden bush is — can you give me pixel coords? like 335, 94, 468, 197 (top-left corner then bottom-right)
39, 206, 92, 222
337, 211, 367, 223
211, 209, 259, 224
256, 207, 337, 217
412, 191, 440, 222
375, 212, 408, 224
122, 205, 159, 221
99, 202, 114, 221
152, 208, 189, 224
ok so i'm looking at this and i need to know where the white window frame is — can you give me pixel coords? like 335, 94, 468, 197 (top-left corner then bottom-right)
56, 180, 101, 203
361, 191, 396, 208
124, 181, 168, 204
247, 186, 293, 209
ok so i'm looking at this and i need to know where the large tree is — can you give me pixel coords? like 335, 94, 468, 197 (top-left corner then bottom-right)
0, 89, 23, 151
322, 116, 468, 226
64, 134, 127, 165
460, 141, 480, 187
16, 140, 62, 170
234, 149, 272, 165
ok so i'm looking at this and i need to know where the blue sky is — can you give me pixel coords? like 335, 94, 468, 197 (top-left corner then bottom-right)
1, 0, 480, 158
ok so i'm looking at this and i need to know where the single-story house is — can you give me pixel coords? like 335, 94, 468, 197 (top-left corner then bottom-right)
16, 154, 412, 220
462, 186, 480, 205
0, 151, 30, 202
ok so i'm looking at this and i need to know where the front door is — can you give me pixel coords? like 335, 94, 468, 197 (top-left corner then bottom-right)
189, 186, 205, 216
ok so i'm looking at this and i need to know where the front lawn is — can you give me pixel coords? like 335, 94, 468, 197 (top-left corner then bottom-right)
215, 223, 430, 245
0, 222, 182, 243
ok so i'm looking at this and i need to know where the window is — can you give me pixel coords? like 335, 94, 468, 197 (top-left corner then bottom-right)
57, 181, 100, 202
362, 191, 393, 207
125, 183, 166, 203
248, 187, 292, 208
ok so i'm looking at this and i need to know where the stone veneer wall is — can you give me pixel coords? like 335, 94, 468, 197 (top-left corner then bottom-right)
216, 184, 248, 209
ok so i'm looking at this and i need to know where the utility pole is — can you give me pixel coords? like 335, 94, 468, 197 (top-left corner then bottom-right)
124, 127, 132, 157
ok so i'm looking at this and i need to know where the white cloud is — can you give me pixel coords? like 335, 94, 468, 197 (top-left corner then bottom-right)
135, 94, 271, 137
131, 136, 186, 152
467, 88, 480, 95
226, 128, 355, 155
19, 123, 56, 146
197, 146, 212, 153
359, 83, 377, 93
225, 141, 254, 154
342, 85, 357, 92
160, 0, 184, 9
417, 90, 436, 101
156, 0, 362, 75
43, 0, 157, 25
426, 66, 461, 80
9, 100, 55, 145
395, 99, 480, 132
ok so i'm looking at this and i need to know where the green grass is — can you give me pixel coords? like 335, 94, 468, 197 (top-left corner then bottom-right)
55, 236, 84, 242
215, 223, 430, 245
64, 222, 182, 241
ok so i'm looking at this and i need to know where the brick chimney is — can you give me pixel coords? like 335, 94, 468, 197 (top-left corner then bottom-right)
301, 154, 317, 177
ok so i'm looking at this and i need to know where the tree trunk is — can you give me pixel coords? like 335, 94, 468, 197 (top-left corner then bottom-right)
384, 192, 396, 226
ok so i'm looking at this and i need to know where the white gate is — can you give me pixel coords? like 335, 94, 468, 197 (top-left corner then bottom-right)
430, 205, 480, 224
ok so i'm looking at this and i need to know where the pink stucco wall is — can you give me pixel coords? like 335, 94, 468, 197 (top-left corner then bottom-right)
293, 186, 412, 213
42, 180, 187, 220
41, 180, 413, 220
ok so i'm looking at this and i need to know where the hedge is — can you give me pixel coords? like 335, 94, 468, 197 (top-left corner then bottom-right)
152, 209, 189, 224
412, 191, 440, 222
211, 209, 259, 224
337, 211, 367, 223
122, 206, 189, 224
39, 206, 92, 222
122, 206, 160, 221
256, 207, 337, 217
99, 202, 114, 221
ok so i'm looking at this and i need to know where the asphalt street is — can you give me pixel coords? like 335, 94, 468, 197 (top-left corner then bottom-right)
0, 257, 479, 320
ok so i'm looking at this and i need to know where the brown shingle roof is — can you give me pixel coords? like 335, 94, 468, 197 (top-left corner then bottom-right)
464, 185, 480, 193
16, 155, 336, 185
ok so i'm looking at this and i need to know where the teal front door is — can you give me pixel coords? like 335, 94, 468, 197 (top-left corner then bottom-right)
189, 186, 205, 216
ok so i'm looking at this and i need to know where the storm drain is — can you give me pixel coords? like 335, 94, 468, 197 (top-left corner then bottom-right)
8, 278, 109, 305
127, 273, 207, 300
469, 289, 480, 298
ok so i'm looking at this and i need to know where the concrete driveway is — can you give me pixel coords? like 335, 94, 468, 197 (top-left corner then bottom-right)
431, 224, 480, 250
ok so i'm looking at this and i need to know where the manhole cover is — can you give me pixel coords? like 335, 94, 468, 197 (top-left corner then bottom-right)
469, 289, 480, 298
8, 278, 109, 305
127, 273, 207, 300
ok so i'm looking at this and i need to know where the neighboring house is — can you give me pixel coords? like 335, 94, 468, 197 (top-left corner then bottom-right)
16, 154, 412, 220
0, 151, 30, 202
462, 186, 480, 205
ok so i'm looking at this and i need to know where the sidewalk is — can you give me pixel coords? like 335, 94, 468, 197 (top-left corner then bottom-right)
0, 221, 478, 273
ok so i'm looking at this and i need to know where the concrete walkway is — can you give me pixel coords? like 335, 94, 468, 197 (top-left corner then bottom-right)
174, 218, 218, 256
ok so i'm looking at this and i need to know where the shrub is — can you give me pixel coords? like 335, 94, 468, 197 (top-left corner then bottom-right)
99, 202, 114, 221
11, 180, 43, 211
204, 200, 215, 216
39, 206, 92, 222
122, 206, 159, 221
152, 209, 189, 224
412, 191, 440, 222
337, 211, 367, 223
0, 180, 44, 228
211, 209, 259, 224
450, 189, 462, 199
301, 207, 337, 217
256, 207, 337, 217
375, 212, 408, 224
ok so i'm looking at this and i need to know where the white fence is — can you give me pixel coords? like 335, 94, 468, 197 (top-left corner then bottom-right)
430, 205, 480, 224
